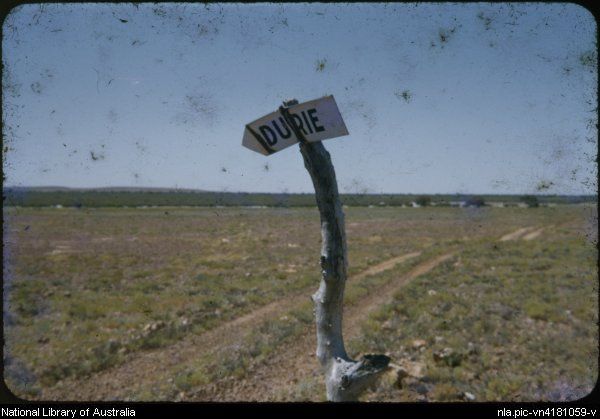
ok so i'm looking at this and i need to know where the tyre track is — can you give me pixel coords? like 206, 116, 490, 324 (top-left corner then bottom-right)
42, 251, 423, 401
44, 223, 551, 401
195, 224, 552, 401
191, 251, 457, 401
499, 226, 536, 242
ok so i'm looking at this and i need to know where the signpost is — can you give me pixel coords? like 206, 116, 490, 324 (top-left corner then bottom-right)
242, 96, 389, 402
242, 95, 349, 155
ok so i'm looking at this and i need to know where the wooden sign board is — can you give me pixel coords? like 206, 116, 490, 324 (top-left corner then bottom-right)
242, 95, 349, 155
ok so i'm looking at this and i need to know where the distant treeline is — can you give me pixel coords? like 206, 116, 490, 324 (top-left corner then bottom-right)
2, 188, 596, 208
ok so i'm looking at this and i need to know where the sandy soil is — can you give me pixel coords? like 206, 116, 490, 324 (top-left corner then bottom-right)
186, 251, 457, 401
499, 227, 536, 242
41, 250, 424, 401
41, 223, 552, 402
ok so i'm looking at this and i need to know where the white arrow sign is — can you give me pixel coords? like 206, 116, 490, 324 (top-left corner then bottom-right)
242, 95, 349, 155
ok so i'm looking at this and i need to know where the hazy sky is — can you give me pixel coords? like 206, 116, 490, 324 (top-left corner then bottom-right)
2, 3, 597, 194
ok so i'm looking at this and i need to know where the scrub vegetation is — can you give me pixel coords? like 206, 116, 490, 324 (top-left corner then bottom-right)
3, 204, 597, 401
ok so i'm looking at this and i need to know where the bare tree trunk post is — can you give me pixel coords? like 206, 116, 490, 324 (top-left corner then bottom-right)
279, 100, 390, 402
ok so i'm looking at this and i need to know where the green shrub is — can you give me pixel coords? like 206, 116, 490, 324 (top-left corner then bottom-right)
520, 195, 539, 208
415, 196, 431, 207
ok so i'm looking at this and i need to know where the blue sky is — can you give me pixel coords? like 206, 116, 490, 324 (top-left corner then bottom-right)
2, 3, 597, 194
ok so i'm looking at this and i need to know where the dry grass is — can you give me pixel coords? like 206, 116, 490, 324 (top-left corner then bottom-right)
2, 204, 596, 401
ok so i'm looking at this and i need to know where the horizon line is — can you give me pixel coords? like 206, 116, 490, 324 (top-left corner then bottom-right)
2, 185, 597, 197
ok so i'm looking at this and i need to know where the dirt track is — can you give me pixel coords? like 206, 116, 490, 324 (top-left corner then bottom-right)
42, 250, 424, 401
188, 251, 457, 401
43, 225, 546, 401
499, 226, 535, 241
522, 227, 549, 241
192, 225, 548, 401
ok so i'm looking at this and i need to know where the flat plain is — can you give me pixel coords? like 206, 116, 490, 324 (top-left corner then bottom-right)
3, 204, 597, 401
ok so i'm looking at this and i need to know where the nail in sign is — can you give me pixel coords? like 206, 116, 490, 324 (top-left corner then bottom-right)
242, 95, 349, 156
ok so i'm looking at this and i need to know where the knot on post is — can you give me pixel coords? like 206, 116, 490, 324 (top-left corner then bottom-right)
320, 255, 327, 269
282, 98, 299, 107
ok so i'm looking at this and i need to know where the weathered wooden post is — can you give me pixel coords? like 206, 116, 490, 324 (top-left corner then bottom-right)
243, 96, 390, 401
